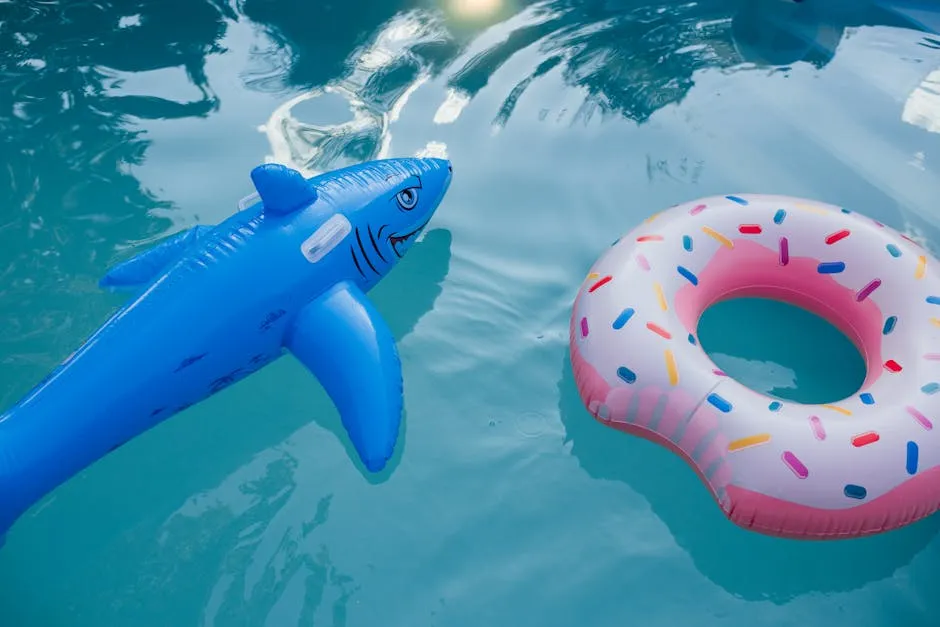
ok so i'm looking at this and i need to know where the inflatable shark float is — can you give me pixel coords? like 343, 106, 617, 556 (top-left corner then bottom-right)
0, 157, 453, 539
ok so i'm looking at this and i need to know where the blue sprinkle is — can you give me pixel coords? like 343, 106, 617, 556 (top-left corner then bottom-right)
682, 235, 693, 252
617, 366, 637, 384
817, 261, 846, 274
707, 393, 732, 413
928, 296, 940, 305
677, 265, 698, 286
921, 382, 940, 395
907, 441, 919, 475
859, 393, 875, 405
768, 401, 782, 412
883, 316, 897, 335
612, 308, 635, 330
887, 244, 902, 258
841, 207, 852, 214
688, 333, 696, 345
726, 195, 748, 206
611, 238, 621, 247
843, 484, 867, 500
773, 209, 787, 224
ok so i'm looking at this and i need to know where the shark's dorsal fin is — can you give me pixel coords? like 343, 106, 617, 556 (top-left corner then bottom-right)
99, 225, 211, 292
250, 163, 317, 217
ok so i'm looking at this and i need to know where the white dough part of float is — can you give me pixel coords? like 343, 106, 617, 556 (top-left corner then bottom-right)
569, 193, 940, 539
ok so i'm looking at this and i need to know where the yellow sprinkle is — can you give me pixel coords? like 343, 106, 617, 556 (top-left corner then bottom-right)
654, 282, 668, 311
644, 211, 661, 223
587, 272, 600, 280
728, 433, 771, 452
665, 350, 678, 385
702, 226, 733, 249
916, 255, 927, 280
795, 202, 828, 215
931, 318, 940, 328
822, 404, 852, 416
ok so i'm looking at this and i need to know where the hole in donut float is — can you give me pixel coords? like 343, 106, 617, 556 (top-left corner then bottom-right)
696, 297, 865, 404
674, 238, 881, 404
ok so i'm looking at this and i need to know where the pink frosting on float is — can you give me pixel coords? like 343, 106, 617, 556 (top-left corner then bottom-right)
672, 238, 885, 390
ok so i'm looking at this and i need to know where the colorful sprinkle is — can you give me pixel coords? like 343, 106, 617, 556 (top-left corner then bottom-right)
856, 279, 881, 302
773, 209, 787, 224
907, 406, 933, 430
886, 244, 902, 258
884, 359, 903, 373
588, 275, 613, 292
612, 308, 635, 330
825, 229, 850, 245
644, 212, 661, 223
859, 393, 875, 405
728, 433, 771, 451
768, 401, 782, 412
916, 255, 927, 280
883, 316, 897, 335
922, 382, 940, 395
841, 207, 852, 214
822, 404, 852, 416
713, 369, 727, 376
817, 261, 845, 274
587, 272, 600, 280
738, 224, 762, 235
931, 318, 940, 328
726, 195, 749, 205
927, 296, 940, 305
677, 265, 698, 286
636, 255, 651, 272
689, 204, 707, 215
809, 415, 826, 440
907, 441, 919, 475
654, 283, 667, 311
781, 451, 808, 479
610, 238, 620, 247
617, 366, 637, 384
682, 235, 693, 251
796, 202, 828, 215
779, 237, 789, 266
664, 350, 678, 385
843, 484, 867, 500
851, 431, 880, 447
902, 233, 921, 247
687, 333, 696, 345
636, 235, 663, 243
926, 353, 940, 361
707, 393, 732, 413
580, 317, 589, 338
647, 322, 672, 339
702, 226, 733, 249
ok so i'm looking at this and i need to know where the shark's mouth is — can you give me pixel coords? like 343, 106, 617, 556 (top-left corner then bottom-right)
389, 218, 430, 257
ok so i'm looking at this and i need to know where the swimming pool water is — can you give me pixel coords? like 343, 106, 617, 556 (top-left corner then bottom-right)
2, 0, 940, 625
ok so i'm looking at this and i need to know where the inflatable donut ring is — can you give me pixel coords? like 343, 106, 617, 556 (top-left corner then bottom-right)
570, 194, 940, 539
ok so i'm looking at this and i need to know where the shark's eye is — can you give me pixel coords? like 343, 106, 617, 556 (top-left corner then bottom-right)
396, 187, 419, 210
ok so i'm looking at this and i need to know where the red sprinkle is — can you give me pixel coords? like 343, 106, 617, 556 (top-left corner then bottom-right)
646, 322, 672, 339
851, 431, 880, 447
689, 204, 707, 215
636, 235, 663, 242
588, 275, 613, 292
580, 317, 589, 338
825, 229, 850, 244
738, 224, 762, 235
884, 359, 903, 373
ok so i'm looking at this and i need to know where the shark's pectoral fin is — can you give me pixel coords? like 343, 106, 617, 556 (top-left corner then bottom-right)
285, 281, 403, 472
99, 225, 211, 292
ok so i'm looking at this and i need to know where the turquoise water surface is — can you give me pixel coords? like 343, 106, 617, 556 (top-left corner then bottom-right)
2, 0, 940, 625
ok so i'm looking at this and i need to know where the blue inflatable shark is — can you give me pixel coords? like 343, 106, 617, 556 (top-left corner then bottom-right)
0, 157, 453, 539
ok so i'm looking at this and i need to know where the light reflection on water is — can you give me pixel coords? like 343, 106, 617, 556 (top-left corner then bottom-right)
1, 0, 940, 625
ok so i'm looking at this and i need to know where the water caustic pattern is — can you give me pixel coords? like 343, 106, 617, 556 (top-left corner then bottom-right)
571, 195, 940, 538
3, 0, 940, 625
